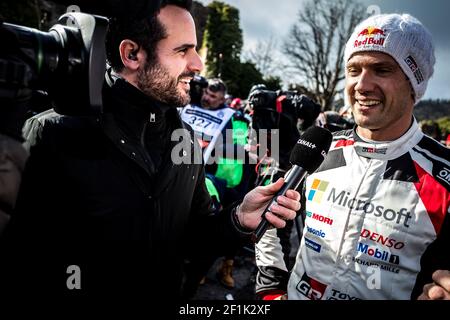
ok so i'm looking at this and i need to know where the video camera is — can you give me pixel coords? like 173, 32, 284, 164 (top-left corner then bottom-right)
0, 0, 164, 140
247, 86, 322, 170
324, 111, 354, 132
189, 74, 208, 106
0, 12, 108, 117
248, 86, 321, 131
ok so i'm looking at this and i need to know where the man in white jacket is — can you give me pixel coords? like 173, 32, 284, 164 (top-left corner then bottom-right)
255, 13, 450, 300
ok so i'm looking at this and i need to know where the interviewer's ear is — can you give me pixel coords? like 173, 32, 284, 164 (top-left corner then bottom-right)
119, 40, 141, 70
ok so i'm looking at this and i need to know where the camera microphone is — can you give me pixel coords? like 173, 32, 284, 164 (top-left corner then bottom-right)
251, 126, 332, 243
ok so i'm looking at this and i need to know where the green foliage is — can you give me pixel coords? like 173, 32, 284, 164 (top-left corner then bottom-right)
198, 1, 283, 98
203, 1, 243, 80
232, 62, 264, 98
416, 100, 450, 140
262, 76, 282, 91
414, 99, 450, 122
436, 117, 450, 135
203, 1, 260, 98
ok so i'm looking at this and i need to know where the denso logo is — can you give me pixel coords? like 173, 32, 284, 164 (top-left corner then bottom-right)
357, 242, 400, 265
326, 188, 412, 227
360, 228, 405, 250
305, 211, 333, 225
296, 272, 327, 300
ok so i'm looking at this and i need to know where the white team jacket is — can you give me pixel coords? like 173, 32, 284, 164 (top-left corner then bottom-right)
256, 120, 450, 300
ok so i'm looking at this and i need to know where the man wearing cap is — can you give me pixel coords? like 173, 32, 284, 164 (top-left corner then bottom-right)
255, 13, 450, 300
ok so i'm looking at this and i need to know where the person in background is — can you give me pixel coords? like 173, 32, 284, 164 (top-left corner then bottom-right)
180, 78, 253, 289
224, 93, 233, 107
230, 97, 242, 110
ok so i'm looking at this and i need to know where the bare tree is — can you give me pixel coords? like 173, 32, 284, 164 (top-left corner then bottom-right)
244, 35, 281, 78
283, 0, 365, 110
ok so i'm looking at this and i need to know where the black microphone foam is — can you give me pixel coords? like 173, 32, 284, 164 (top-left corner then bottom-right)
251, 126, 332, 243
289, 126, 333, 173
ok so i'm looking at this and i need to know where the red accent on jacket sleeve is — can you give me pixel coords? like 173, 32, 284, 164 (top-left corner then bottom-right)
413, 162, 450, 235
334, 139, 355, 148
258, 289, 287, 300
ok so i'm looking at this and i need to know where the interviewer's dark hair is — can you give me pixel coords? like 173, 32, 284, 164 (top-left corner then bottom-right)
105, 0, 192, 72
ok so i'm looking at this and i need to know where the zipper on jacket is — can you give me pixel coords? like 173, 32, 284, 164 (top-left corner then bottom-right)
140, 121, 156, 174
333, 160, 373, 276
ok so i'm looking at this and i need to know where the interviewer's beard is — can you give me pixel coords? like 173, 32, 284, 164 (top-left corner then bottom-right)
137, 61, 194, 108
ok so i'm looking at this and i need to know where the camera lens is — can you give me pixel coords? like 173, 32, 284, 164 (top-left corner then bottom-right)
1, 13, 108, 115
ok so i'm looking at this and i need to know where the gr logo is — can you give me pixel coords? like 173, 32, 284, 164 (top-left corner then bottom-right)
296, 272, 327, 300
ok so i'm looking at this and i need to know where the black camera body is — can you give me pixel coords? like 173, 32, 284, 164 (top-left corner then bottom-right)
0, 12, 109, 116
189, 74, 208, 106
248, 88, 321, 131
248, 87, 322, 170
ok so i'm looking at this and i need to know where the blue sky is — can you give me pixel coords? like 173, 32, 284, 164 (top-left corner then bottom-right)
198, 0, 450, 100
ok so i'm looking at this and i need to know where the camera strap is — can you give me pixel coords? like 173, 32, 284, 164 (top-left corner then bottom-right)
276, 95, 286, 114
275, 95, 287, 128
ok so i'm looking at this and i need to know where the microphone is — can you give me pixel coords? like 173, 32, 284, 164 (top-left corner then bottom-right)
251, 126, 332, 243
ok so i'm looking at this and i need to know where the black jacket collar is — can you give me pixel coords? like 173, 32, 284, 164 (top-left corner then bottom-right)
104, 77, 172, 141
101, 73, 190, 197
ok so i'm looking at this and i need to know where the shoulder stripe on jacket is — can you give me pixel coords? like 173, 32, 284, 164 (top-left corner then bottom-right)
413, 161, 450, 235
416, 135, 450, 166
384, 152, 419, 182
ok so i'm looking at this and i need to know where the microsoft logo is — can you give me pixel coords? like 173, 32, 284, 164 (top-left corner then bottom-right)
307, 179, 330, 203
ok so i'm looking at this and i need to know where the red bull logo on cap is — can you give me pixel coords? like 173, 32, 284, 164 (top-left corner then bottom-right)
354, 26, 386, 48
357, 26, 385, 37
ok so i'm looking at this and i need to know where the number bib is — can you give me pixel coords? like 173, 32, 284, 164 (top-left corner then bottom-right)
180, 104, 235, 163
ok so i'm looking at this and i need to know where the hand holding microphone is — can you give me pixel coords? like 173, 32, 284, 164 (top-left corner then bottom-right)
242, 126, 332, 243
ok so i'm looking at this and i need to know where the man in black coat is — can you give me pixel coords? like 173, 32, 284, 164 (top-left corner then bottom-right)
0, 0, 300, 299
